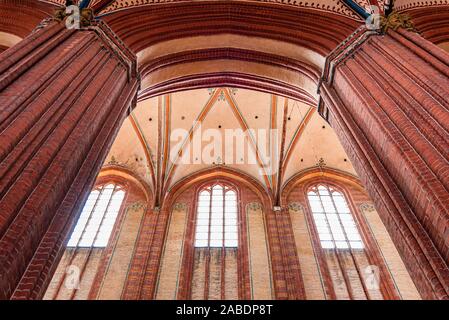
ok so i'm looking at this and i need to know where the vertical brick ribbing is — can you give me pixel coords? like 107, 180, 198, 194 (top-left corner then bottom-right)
121, 208, 158, 299
265, 209, 306, 299
319, 28, 449, 300
0, 20, 139, 300
122, 170, 306, 300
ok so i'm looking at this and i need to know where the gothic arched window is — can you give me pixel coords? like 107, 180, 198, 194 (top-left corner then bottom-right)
194, 184, 238, 248
190, 182, 240, 299
306, 184, 385, 300
44, 182, 126, 300
68, 183, 126, 248
307, 185, 363, 250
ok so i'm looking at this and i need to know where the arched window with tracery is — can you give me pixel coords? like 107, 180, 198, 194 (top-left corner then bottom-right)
190, 183, 239, 299
308, 185, 363, 251
44, 183, 126, 300
307, 184, 384, 300
194, 184, 238, 248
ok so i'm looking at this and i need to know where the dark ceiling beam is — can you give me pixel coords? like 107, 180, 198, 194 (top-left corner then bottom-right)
340, 0, 370, 19
79, 0, 91, 9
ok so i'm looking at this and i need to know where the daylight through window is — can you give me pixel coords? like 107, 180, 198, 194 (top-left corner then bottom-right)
194, 184, 238, 248
307, 185, 363, 250
67, 183, 125, 248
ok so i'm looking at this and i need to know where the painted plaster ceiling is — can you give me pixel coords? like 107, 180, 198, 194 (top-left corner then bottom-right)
104, 87, 357, 202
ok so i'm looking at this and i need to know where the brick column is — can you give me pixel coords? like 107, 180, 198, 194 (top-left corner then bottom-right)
318, 25, 449, 299
265, 207, 306, 299
0, 19, 139, 299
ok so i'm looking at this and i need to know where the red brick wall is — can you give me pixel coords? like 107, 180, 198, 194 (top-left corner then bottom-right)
285, 172, 399, 299
319, 27, 449, 299
0, 20, 138, 300
283, 168, 419, 299
43, 170, 150, 300
122, 167, 306, 299
175, 178, 258, 299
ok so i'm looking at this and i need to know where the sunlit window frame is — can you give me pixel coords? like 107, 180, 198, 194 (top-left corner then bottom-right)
307, 184, 364, 250
67, 183, 126, 248
194, 183, 239, 248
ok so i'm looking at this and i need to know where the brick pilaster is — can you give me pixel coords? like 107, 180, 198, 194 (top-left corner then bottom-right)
0, 19, 139, 299
319, 26, 449, 299
265, 207, 306, 299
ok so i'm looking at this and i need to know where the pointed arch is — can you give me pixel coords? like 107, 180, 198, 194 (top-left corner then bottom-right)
163, 165, 273, 209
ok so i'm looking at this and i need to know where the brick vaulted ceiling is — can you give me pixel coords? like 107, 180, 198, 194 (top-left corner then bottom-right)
92, 0, 373, 18
40, 0, 449, 18
3, 0, 445, 205
31, 1, 449, 57
0, 0, 438, 205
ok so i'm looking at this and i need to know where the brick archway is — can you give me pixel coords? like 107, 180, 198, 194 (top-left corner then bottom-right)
0, 1, 447, 300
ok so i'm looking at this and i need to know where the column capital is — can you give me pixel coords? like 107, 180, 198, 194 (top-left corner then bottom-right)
37, 18, 139, 81
319, 12, 417, 91
318, 27, 376, 90
380, 11, 417, 34
54, 7, 94, 28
